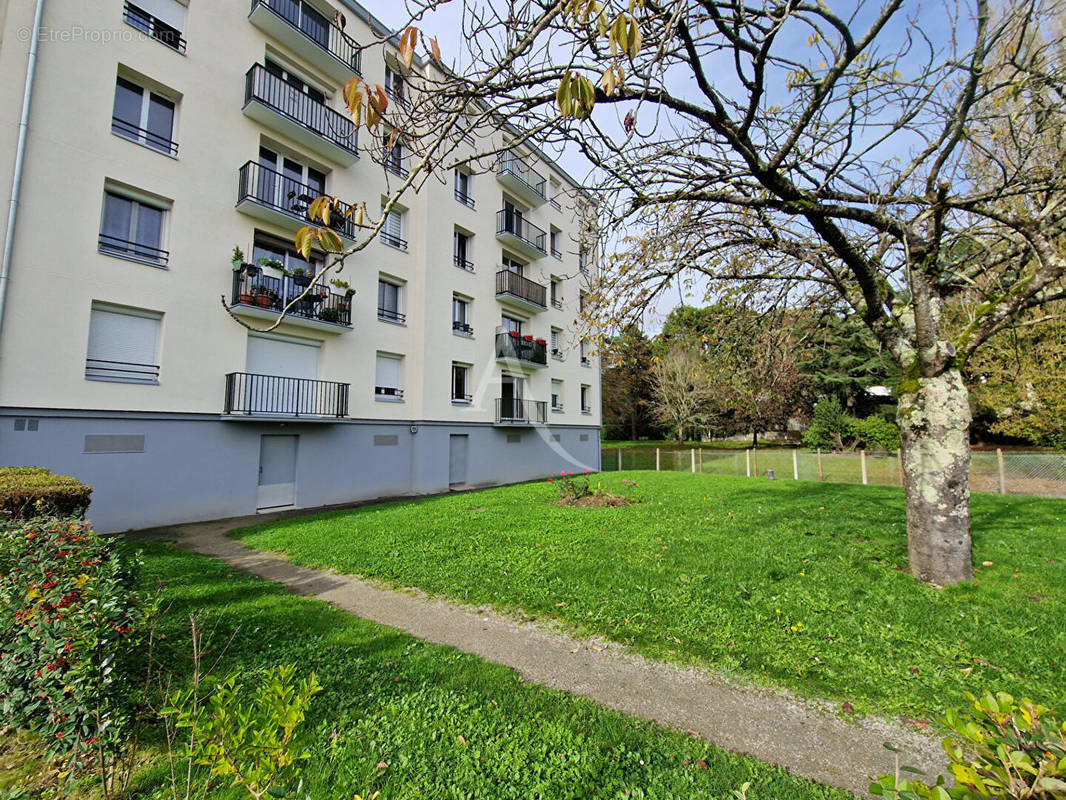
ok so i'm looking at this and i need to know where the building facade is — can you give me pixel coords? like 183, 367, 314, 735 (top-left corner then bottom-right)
0, 0, 602, 532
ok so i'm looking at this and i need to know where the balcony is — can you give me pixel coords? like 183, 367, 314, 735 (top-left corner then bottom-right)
496, 210, 547, 260
224, 372, 349, 419
496, 156, 547, 207
495, 398, 547, 426
495, 269, 547, 313
496, 332, 547, 369
248, 0, 361, 84
243, 64, 359, 166
230, 265, 352, 332
236, 161, 357, 243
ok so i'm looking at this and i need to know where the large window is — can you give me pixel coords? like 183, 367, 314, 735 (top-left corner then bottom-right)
453, 230, 473, 270
380, 206, 406, 250
378, 277, 404, 323
383, 134, 407, 177
451, 363, 471, 402
501, 314, 523, 335
112, 77, 177, 156
375, 353, 403, 398
254, 147, 326, 216
502, 255, 524, 276
253, 236, 321, 275
264, 59, 325, 104
452, 295, 472, 334
270, 0, 329, 48
85, 303, 162, 383
99, 190, 168, 265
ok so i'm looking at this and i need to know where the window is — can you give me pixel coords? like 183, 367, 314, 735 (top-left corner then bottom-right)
501, 315, 523, 335
99, 190, 168, 265
268, 0, 329, 49
581, 385, 591, 413
382, 133, 407, 177
123, 0, 186, 52
85, 303, 161, 383
452, 295, 472, 334
451, 363, 471, 402
549, 178, 561, 210
551, 379, 563, 410
375, 353, 403, 398
253, 236, 321, 276
579, 291, 587, 312
550, 328, 562, 358
264, 59, 325, 105
384, 66, 407, 107
254, 147, 326, 217
453, 230, 473, 271
580, 339, 589, 365
550, 228, 562, 259
550, 279, 562, 309
112, 77, 177, 156
380, 205, 406, 250
378, 277, 404, 323
579, 249, 589, 274
502, 255, 524, 276
454, 169, 474, 207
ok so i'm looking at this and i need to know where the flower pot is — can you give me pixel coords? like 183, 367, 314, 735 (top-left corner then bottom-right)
509, 330, 520, 338
243, 264, 261, 277
535, 338, 546, 345
239, 293, 255, 305
523, 335, 534, 342
291, 274, 312, 288
255, 295, 273, 308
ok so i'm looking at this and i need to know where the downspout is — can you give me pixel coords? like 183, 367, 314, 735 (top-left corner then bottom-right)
0, 0, 46, 349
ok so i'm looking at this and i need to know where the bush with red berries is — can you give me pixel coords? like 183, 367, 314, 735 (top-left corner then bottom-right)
0, 517, 152, 774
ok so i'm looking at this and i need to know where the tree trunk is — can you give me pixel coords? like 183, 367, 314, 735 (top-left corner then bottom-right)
752, 430, 759, 448
897, 369, 974, 585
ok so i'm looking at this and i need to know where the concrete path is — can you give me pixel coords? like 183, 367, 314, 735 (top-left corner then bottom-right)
135, 515, 947, 798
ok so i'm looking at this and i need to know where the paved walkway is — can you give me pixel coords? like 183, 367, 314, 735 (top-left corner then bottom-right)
136, 514, 947, 798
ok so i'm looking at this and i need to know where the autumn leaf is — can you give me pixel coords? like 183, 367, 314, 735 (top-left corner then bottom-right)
398, 26, 417, 69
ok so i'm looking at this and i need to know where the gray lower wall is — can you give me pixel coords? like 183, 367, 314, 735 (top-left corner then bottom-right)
0, 410, 601, 532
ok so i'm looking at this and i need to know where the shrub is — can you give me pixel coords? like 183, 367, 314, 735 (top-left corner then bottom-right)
871, 691, 1066, 799
0, 468, 92, 522
852, 415, 901, 452
0, 517, 152, 779
803, 399, 900, 452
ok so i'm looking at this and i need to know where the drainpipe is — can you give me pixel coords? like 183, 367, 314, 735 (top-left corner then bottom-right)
0, 0, 46, 350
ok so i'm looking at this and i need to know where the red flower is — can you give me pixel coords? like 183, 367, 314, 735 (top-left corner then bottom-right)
547, 478, 552, 483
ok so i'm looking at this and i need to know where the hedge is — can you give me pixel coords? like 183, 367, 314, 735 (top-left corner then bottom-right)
0, 468, 92, 521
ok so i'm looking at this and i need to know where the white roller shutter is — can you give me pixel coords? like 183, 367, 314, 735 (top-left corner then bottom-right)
246, 335, 319, 380
375, 353, 401, 390
137, 0, 186, 31
86, 306, 161, 381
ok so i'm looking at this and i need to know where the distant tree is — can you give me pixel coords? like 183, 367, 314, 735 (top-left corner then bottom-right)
601, 324, 658, 440
649, 346, 715, 443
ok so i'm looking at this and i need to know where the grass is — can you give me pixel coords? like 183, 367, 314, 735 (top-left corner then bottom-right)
602, 440, 792, 450
10, 542, 848, 800
232, 472, 1066, 721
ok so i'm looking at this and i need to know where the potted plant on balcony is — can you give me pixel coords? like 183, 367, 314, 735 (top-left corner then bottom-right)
288, 266, 313, 287
535, 338, 547, 345
252, 286, 277, 308
318, 307, 343, 324
331, 279, 355, 311
231, 245, 244, 271
523, 334, 534, 342
257, 256, 285, 272
508, 329, 521, 338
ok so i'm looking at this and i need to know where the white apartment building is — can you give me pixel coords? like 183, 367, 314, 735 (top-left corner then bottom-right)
0, 0, 602, 531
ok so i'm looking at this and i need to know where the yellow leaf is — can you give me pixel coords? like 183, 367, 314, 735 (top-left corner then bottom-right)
318, 228, 344, 253
398, 26, 417, 70
429, 36, 441, 64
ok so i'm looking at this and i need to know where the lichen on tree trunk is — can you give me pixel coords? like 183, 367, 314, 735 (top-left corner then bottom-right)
897, 368, 974, 585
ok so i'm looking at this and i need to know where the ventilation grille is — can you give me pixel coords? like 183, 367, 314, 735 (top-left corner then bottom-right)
84, 434, 145, 453
373, 434, 399, 446
506, 434, 521, 443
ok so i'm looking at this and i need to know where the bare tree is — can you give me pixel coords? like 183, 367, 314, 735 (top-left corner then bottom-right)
649, 345, 715, 442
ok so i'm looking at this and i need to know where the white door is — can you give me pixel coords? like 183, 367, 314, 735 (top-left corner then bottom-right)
258, 434, 298, 509
246, 335, 320, 415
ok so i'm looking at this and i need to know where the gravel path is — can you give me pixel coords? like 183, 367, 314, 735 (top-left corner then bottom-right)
133, 512, 947, 798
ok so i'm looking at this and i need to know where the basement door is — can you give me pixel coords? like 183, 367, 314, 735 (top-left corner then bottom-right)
448, 434, 468, 487
257, 434, 298, 509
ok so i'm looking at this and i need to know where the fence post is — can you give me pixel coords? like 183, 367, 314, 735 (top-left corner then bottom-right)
753, 448, 758, 480
746, 449, 751, 478
792, 448, 799, 480
655, 448, 660, 471
897, 448, 903, 486
861, 449, 868, 485
997, 448, 1006, 494
617, 448, 622, 471
691, 448, 696, 473
817, 449, 823, 482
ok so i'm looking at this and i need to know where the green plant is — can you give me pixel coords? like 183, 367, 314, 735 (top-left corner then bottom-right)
257, 257, 285, 271
164, 665, 322, 800
0, 468, 92, 521
288, 267, 309, 277
231, 246, 245, 269
852, 415, 901, 452
803, 398, 900, 452
329, 278, 350, 292
871, 691, 1066, 799
317, 307, 342, 324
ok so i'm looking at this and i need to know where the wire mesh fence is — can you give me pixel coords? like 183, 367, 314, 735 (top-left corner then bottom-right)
601, 446, 1066, 498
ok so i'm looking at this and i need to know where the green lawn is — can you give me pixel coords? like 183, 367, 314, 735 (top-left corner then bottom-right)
232, 472, 1066, 720
96, 543, 848, 800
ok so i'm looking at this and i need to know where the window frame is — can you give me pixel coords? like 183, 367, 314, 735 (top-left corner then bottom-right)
111, 75, 178, 157
451, 363, 472, 403
98, 187, 170, 267
377, 277, 406, 324
374, 352, 404, 399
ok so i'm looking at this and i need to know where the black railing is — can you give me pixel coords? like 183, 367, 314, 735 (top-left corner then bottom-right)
497, 156, 546, 199
551, 245, 562, 259
453, 321, 473, 334
552, 401, 564, 411
454, 188, 475, 208
551, 198, 561, 210
495, 269, 547, 308
237, 161, 356, 239
385, 85, 409, 109
231, 268, 352, 326
379, 231, 408, 250
385, 159, 409, 178
581, 356, 590, 365
251, 0, 361, 75
496, 332, 548, 365
111, 117, 179, 156
245, 64, 358, 157
98, 233, 169, 264
85, 359, 159, 383
453, 255, 474, 271
496, 398, 547, 424
124, 2, 186, 53
551, 298, 563, 310
582, 404, 592, 413
496, 210, 547, 255
378, 306, 406, 323
225, 372, 349, 417
551, 348, 564, 360
375, 386, 404, 398
452, 393, 473, 403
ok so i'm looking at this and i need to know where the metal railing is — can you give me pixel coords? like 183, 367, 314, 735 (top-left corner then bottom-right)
452, 393, 473, 403
379, 231, 408, 250
551, 245, 562, 259
496, 398, 547, 424
496, 210, 547, 255
85, 359, 159, 383
384, 157, 409, 178
552, 298, 563, 310
496, 332, 547, 365
453, 321, 474, 334
237, 161, 356, 239
250, 0, 361, 75
124, 2, 186, 53
550, 198, 561, 210
111, 117, 179, 156
453, 255, 474, 271
454, 188, 475, 208
497, 156, 546, 198
225, 372, 349, 417
375, 386, 404, 398
232, 268, 351, 326
377, 306, 406, 323
245, 64, 358, 157
98, 233, 169, 265
552, 401, 564, 411
385, 85, 409, 109
495, 269, 547, 308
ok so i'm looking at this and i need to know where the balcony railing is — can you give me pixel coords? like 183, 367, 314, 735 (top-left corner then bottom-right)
497, 157, 546, 199
85, 358, 159, 383
379, 231, 408, 251
378, 306, 406, 323
375, 386, 404, 398
385, 85, 410, 110
384, 158, 409, 178
496, 210, 547, 255
225, 372, 349, 417
124, 2, 186, 53
496, 398, 547, 424
551, 297, 563, 310
551, 245, 562, 259
111, 117, 179, 156
495, 269, 547, 309
550, 198, 561, 210
453, 321, 473, 334
453, 255, 474, 272
231, 268, 352, 326
454, 188, 475, 208
98, 233, 169, 265
245, 64, 358, 157
250, 0, 361, 75
237, 161, 357, 239
496, 332, 547, 366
